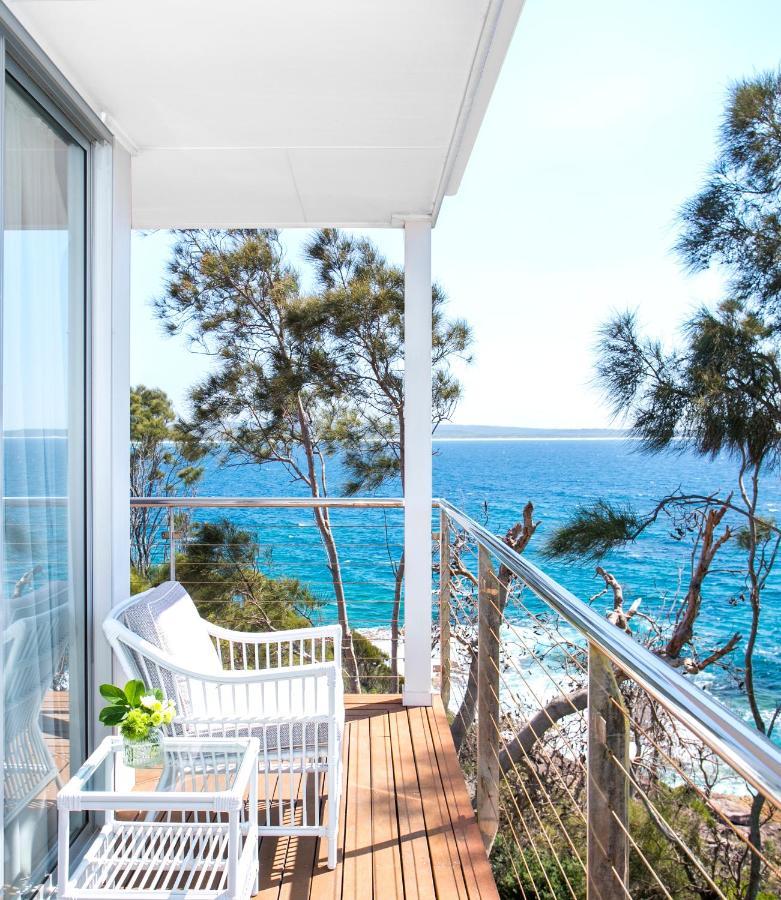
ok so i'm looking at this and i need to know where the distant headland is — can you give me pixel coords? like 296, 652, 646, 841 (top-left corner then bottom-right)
434, 424, 627, 440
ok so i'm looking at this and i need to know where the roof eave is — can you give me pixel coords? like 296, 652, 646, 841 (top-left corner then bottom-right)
431, 0, 526, 225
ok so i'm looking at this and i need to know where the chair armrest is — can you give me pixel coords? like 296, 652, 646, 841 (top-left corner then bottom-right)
105, 619, 341, 685
152, 652, 340, 686
203, 622, 342, 671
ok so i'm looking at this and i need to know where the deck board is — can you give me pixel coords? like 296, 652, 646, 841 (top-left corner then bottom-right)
369, 711, 403, 899
309, 731, 350, 900
253, 695, 498, 900
389, 703, 436, 900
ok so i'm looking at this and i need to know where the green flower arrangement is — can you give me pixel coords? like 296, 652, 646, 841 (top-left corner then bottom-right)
99, 679, 176, 740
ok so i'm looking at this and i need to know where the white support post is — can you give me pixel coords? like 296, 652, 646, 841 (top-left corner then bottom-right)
402, 218, 433, 707
91, 138, 132, 789
110, 142, 132, 624
91, 139, 130, 719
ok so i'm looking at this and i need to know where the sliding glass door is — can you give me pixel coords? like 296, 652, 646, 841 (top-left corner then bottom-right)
2, 74, 88, 897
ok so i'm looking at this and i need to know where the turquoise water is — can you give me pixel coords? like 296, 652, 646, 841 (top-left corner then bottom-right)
192, 438, 781, 720
6, 436, 779, 722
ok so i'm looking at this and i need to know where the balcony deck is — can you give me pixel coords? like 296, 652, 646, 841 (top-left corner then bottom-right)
254, 694, 497, 900
44, 691, 496, 899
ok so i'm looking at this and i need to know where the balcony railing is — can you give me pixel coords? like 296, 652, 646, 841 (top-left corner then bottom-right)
439, 498, 781, 899
130, 495, 781, 898
130, 496, 407, 691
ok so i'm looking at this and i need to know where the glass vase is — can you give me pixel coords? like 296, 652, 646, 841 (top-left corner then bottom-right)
122, 728, 163, 768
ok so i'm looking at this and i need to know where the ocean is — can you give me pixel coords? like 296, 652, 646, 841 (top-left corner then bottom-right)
6, 435, 779, 727
193, 438, 781, 725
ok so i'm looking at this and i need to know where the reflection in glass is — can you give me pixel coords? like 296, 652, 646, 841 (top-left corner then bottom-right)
2, 77, 86, 897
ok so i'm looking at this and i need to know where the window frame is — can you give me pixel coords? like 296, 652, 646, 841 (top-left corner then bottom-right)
0, 21, 103, 896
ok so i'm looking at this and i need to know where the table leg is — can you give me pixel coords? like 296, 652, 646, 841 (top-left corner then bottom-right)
228, 809, 239, 900
57, 811, 69, 899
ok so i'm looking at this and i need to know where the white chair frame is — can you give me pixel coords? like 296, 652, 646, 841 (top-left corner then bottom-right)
103, 589, 344, 869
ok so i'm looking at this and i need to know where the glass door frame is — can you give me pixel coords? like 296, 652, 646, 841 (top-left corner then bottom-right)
0, 22, 106, 894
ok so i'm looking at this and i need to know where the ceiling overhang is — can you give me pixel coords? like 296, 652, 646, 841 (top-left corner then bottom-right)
6, 0, 524, 228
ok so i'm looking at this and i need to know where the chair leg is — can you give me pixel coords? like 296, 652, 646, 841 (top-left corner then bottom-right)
328, 834, 337, 870
326, 750, 340, 870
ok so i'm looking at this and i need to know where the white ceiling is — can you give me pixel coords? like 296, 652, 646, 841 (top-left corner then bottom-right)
8, 0, 524, 228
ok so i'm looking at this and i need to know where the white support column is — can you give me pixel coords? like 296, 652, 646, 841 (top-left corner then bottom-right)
402, 218, 433, 707
91, 139, 131, 742
110, 143, 132, 620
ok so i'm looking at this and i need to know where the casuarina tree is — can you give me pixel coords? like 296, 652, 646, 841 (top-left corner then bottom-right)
290, 229, 472, 688
675, 70, 781, 321
545, 69, 781, 900
155, 228, 470, 693
155, 229, 365, 690
130, 385, 204, 577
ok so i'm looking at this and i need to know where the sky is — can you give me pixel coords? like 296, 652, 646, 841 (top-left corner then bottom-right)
130, 0, 781, 429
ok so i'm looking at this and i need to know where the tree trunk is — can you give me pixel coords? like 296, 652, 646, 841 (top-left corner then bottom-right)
451, 564, 511, 751
295, 394, 360, 692
450, 648, 477, 751
742, 468, 766, 900
130, 506, 157, 578
316, 505, 361, 692
746, 792, 766, 900
498, 687, 589, 774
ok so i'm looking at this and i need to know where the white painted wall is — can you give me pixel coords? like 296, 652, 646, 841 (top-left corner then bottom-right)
90, 138, 130, 743
402, 219, 433, 706
110, 143, 131, 624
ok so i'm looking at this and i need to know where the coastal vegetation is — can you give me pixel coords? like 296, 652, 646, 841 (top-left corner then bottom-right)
133, 228, 468, 692
554, 69, 781, 900
439, 68, 781, 899
446, 494, 781, 898
545, 69, 781, 899
129, 385, 204, 576
127, 65, 781, 900
150, 228, 469, 691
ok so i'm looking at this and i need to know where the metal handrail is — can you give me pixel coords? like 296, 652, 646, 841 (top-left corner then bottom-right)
129, 495, 404, 581
130, 496, 404, 509
127, 493, 781, 808
438, 498, 781, 812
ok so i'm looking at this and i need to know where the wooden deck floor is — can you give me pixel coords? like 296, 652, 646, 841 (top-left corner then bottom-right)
44, 692, 496, 899
255, 695, 498, 900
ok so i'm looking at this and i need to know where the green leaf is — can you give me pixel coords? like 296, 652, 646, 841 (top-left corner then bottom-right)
124, 679, 145, 707
153, 688, 164, 702
99, 706, 127, 726
99, 683, 127, 704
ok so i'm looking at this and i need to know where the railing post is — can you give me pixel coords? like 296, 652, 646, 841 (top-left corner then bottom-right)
402, 217, 433, 706
439, 507, 451, 711
168, 506, 176, 581
477, 542, 500, 851
588, 642, 629, 899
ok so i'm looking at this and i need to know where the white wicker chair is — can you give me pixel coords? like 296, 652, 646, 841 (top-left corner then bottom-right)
4, 591, 70, 892
103, 581, 344, 868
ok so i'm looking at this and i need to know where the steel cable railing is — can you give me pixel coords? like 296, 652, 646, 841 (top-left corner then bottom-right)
129, 497, 406, 690
129, 494, 781, 896
438, 498, 781, 899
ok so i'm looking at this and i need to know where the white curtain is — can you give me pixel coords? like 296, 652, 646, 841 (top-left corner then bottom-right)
2, 77, 86, 898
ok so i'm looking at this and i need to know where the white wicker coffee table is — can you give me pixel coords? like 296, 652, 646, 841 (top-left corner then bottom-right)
57, 736, 259, 900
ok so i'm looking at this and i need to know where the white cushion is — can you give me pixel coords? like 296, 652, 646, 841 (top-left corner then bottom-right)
123, 581, 222, 675
122, 582, 223, 715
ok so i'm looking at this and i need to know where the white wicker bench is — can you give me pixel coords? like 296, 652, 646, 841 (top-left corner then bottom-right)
103, 581, 344, 868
